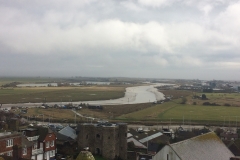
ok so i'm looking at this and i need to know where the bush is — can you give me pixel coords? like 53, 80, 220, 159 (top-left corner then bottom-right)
202, 102, 220, 106
224, 103, 231, 106
181, 97, 187, 104
202, 102, 211, 105
202, 94, 207, 100
193, 102, 197, 105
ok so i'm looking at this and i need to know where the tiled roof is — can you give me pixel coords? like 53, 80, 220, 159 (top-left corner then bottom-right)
170, 132, 234, 160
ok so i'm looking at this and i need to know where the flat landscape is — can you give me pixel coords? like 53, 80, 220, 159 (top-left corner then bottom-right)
2, 77, 240, 125
18, 103, 154, 123
117, 90, 240, 125
0, 86, 126, 104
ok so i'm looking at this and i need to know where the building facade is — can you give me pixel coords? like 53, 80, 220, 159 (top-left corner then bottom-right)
0, 132, 21, 157
78, 123, 127, 160
0, 132, 32, 159
21, 127, 56, 160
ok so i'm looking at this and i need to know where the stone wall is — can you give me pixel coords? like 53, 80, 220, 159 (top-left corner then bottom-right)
77, 123, 127, 160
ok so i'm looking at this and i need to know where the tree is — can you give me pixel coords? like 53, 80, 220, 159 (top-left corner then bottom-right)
181, 97, 187, 104
202, 94, 207, 100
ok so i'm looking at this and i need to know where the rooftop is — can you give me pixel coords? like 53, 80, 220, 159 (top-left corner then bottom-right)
169, 132, 234, 160
0, 132, 21, 138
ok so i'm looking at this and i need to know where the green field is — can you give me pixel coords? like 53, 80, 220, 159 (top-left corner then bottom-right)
0, 86, 125, 104
117, 92, 240, 125
0, 77, 62, 86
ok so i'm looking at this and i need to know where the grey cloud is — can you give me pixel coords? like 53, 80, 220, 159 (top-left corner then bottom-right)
0, 0, 240, 80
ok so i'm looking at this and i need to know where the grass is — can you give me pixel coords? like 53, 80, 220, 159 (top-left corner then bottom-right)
117, 91, 240, 125
20, 103, 154, 122
0, 86, 125, 104
0, 77, 61, 86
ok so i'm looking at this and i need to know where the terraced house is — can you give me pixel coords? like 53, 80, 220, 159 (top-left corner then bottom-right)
0, 131, 32, 159
21, 127, 57, 160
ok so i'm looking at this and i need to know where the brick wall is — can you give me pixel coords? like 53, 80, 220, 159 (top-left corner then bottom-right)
43, 133, 56, 152
0, 133, 22, 155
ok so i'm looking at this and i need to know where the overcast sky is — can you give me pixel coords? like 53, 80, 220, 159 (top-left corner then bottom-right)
0, 0, 240, 80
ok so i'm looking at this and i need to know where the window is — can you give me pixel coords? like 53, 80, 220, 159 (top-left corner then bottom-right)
50, 140, 54, 147
22, 148, 27, 155
7, 151, 13, 156
6, 139, 13, 147
40, 142, 43, 149
96, 134, 100, 138
49, 150, 55, 157
86, 135, 88, 139
46, 141, 49, 148
44, 152, 47, 159
33, 143, 37, 149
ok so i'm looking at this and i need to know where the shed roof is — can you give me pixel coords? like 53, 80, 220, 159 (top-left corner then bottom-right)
169, 132, 234, 160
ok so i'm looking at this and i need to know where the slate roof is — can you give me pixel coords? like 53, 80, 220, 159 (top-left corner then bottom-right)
58, 126, 77, 140
221, 132, 238, 140
148, 142, 161, 153
169, 132, 234, 160
127, 133, 133, 138
224, 141, 240, 156
128, 128, 162, 141
127, 137, 147, 149
55, 132, 76, 145
139, 132, 163, 143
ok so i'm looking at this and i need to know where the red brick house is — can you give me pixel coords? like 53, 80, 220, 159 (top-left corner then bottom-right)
0, 132, 32, 159
38, 128, 56, 160
21, 127, 57, 160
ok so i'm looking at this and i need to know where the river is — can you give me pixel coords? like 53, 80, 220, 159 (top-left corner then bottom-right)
1, 83, 167, 108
